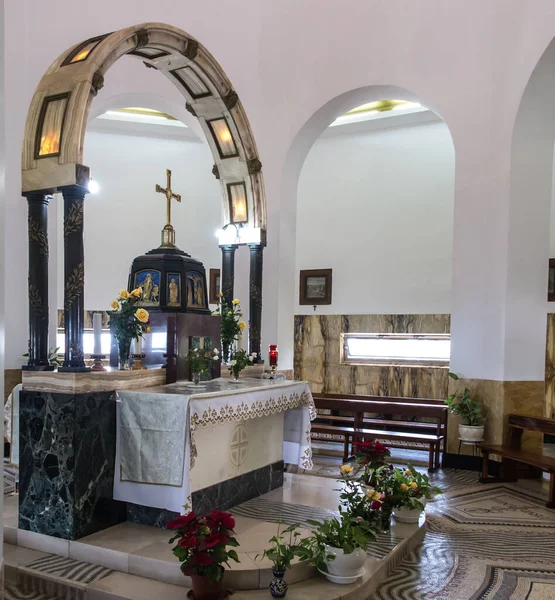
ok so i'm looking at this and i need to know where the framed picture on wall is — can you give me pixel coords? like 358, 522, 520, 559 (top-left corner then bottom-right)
549, 260, 555, 301
299, 269, 332, 305
209, 268, 221, 304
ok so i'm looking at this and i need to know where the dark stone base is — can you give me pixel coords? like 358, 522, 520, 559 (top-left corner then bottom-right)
443, 452, 501, 475
19, 390, 126, 540
58, 366, 92, 373
22, 364, 56, 371
192, 460, 284, 515
126, 503, 179, 529
127, 461, 285, 527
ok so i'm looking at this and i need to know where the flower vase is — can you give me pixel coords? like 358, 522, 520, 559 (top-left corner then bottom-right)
221, 341, 232, 365
192, 372, 201, 385
232, 372, 240, 382
118, 339, 132, 370
269, 570, 288, 599
380, 505, 393, 532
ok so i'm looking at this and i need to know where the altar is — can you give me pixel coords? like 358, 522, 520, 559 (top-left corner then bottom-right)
114, 378, 315, 518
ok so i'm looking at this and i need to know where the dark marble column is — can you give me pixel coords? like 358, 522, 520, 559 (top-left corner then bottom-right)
220, 244, 238, 309
24, 192, 52, 370
60, 185, 89, 371
248, 243, 265, 360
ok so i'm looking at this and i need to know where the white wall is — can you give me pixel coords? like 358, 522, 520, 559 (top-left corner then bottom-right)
56, 127, 224, 312
296, 118, 455, 315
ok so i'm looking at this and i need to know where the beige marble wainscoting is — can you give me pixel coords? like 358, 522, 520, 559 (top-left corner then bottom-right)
545, 313, 555, 419
4, 369, 22, 402
446, 378, 545, 455
293, 314, 450, 398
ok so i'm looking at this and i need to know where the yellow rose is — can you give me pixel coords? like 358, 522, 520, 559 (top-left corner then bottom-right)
410, 482, 418, 489
373, 491, 381, 501
238, 321, 247, 330
131, 288, 143, 298
405, 470, 413, 477
135, 308, 149, 323
145, 327, 151, 333
119, 289, 130, 300
365, 488, 375, 499
219, 292, 224, 297
400, 483, 409, 491
339, 464, 353, 476
232, 299, 240, 305
110, 300, 119, 310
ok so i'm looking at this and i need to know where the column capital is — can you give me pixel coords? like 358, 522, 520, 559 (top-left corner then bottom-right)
219, 244, 238, 252
247, 241, 267, 250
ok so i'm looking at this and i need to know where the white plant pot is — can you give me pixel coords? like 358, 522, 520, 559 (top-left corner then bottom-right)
323, 545, 366, 579
459, 424, 485, 442
393, 505, 424, 524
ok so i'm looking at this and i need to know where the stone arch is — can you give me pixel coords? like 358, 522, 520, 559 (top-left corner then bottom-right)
22, 22, 266, 231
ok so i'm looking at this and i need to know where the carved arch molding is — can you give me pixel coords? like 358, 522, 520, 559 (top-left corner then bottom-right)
21, 22, 266, 232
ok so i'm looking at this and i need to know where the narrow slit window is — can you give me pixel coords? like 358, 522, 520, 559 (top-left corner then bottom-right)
341, 333, 450, 367
35, 93, 70, 158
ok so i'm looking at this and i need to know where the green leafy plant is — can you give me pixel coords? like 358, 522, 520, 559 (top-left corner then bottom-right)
445, 373, 485, 426
256, 521, 311, 571
212, 297, 246, 359
368, 464, 441, 511
302, 514, 375, 572
168, 510, 240, 583
23, 346, 62, 368
228, 348, 257, 378
186, 346, 219, 377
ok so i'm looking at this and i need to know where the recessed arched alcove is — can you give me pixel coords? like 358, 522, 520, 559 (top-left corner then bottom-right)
279, 85, 455, 371
22, 22, 266, 370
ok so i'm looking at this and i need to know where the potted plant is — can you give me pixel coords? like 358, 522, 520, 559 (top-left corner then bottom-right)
168, 510, 240, 600
186, 346, 220, 384
446, 373, 486, 442
338, 465, 386, 532
108, 288, 150, 370
212, 296, 247, 364
303, 513, 375, 583
256, 522, 311, 598
228, 348, 257, 382
351, 440, 391, 487
378, 465, 441, 524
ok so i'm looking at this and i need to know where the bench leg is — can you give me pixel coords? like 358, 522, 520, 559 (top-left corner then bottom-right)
479, 450, 490, 482
428, 444, 434, 473
343, 436, 349, 462
548, 471, 555, 509
435, 442, 441, 471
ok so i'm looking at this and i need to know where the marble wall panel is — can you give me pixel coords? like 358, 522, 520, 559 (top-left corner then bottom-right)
5, 368, 22, 402
294, 314, 450, 399
545, 313, 555, 419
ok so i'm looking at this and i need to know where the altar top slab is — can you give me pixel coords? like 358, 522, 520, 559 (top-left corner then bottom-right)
22, 368, 166, 394
119, 377, 308, 399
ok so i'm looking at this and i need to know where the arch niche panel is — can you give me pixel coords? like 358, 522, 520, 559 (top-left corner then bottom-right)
21, 22, 266, 232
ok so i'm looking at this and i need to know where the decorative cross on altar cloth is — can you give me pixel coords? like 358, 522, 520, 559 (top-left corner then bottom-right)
155, 168, 182, 227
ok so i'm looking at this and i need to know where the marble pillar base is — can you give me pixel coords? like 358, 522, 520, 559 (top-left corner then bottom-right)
127, 461, 285, 527
19, 390, 126, 540
446, 378, 545, 455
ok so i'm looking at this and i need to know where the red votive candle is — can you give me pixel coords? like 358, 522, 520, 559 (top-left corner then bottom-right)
269, 344, 278, 368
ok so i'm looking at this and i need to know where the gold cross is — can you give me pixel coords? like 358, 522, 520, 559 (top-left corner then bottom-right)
155, 169, 182, 226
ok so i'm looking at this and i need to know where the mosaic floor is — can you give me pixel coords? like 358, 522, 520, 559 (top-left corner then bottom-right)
295, 447, 555, 600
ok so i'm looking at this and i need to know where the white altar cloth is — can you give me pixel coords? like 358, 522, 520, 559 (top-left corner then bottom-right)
113, 378, 315, 513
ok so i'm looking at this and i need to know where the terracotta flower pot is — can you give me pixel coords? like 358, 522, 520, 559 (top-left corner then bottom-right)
189, 574, 228, 600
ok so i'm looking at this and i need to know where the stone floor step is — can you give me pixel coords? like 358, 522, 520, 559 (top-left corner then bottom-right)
4, 582, 59, 600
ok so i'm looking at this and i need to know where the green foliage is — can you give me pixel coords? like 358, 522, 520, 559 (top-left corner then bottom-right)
228, 348, 257, 378
301, 514, 376, 573
446, 373, 485, 426
256, 522, 312, 571
368, 464, 442, 511
212, 297, 245, 346
186, 347, 219, 376
108, 290, 150, 346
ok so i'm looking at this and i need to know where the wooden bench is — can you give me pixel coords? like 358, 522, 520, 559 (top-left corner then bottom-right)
479, 414, 555, 508
311, 395, 447, 472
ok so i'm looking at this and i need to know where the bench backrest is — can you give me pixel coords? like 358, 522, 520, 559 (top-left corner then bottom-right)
314, 396, 447, 422
508, 414, 555, 435
314, 392, 445, 406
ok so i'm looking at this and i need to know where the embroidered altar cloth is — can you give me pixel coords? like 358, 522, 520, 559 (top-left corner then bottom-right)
113, 378, 315, 512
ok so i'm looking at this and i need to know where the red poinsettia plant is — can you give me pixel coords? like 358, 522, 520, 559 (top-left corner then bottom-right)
168, 510, 240, 583
353, 439, 391, 485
